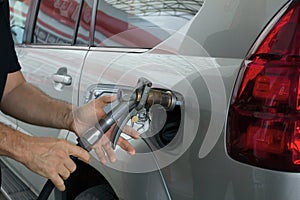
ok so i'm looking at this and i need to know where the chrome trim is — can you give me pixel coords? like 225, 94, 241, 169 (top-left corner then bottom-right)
90, 0, 98, 46
24, 0, 39, 43
89, 47, 149, 53
73, 0, 85, 45
19, 44, 90, 51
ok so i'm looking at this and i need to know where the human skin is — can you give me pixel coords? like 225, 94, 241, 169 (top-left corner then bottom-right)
0, 71, 139, 191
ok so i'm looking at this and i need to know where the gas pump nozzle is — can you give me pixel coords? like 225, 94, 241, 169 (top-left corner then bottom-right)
77, 78, 179, 151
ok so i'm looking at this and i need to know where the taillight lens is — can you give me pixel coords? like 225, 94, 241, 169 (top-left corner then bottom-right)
227, 0, 300, 172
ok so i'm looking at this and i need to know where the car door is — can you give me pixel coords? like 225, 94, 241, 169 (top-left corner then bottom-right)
2, 0, 93, 196
17, 0, 93, 138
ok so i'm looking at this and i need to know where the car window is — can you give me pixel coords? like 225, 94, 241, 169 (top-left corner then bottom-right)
33, 0, 82, 45
93, 0, 204, 48
9, 0, 32, 44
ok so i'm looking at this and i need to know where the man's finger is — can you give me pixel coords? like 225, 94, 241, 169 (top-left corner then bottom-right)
102, 141, 116, 163
96, 95, 117, 106
68, 144, 91, 163
94, 146, 107, 164
64, 160, 76, 174
117, 137, 136, 155
101, 95, 117, 103
123, 125, 140, 139
58, 166, 71, 180
99, 135, 116, 163
50, 174, 65, 191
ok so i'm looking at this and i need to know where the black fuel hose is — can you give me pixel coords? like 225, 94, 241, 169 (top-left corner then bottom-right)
37, 180, 55, 200
37, 154, 80, 200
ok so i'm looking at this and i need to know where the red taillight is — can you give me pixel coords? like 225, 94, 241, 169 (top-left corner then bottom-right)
227, 0, 300, 172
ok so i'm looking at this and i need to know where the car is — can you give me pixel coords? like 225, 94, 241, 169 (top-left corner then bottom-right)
1, 0, 299, 199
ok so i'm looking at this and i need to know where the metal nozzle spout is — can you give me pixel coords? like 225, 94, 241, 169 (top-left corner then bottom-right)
135, 89, 178, 111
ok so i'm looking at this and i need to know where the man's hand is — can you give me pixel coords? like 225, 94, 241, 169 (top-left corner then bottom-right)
21, 136, 90, 191
0, 123, 91, 192
70, 96, 139, 164
92, 124, 139, 164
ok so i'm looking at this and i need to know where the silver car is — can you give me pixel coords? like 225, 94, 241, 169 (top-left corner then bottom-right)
1, 0, 299, 199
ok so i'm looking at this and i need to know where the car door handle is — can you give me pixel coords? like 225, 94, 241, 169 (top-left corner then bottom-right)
52, 67, 72, 86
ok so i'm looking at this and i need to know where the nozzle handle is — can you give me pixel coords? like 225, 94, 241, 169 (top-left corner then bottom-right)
77, 127, 104, 151
77, 101, 132, 151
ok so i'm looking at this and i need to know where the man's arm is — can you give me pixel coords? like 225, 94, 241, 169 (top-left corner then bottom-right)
1, 70, 139, 163
1, 71, 74, 130
0, 71, 93, 191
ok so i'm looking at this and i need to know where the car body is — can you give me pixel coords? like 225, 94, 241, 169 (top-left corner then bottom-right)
1, 0, 299, 199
